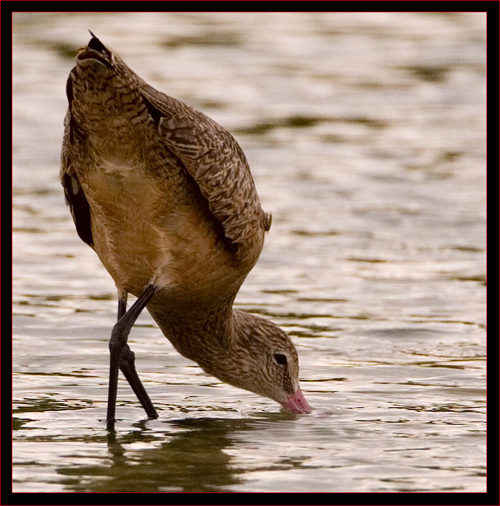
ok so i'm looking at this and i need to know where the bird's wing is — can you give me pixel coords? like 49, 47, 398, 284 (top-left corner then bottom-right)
139, 82, 271, 251
60, 108, 94, 247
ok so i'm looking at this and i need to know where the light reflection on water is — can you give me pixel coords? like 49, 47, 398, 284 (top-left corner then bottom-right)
13, 12, 486, 493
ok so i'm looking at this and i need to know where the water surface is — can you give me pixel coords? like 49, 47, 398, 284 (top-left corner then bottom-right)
12, 12, 486, 493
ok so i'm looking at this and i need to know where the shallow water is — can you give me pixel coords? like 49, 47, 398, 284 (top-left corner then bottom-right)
12, 12, 486, 493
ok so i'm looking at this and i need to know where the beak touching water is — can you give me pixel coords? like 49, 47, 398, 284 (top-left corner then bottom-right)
282, 388, 311, 414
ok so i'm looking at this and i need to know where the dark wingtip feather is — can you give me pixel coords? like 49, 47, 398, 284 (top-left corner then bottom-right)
87, 31, 110, 56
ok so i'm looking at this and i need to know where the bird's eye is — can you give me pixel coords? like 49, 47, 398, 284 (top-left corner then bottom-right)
273, 353, 287, 366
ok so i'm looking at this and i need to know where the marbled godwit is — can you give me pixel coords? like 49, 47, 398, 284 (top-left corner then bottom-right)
61, 34, 311, 429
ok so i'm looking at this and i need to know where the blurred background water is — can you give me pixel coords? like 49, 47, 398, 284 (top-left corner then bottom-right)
12, 12, 486, 493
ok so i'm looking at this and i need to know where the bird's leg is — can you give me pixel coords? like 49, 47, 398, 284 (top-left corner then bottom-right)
116, 289, 159, 419
119, 346, 159, 420
117, 290, 128, 319
107, 284, 158, 430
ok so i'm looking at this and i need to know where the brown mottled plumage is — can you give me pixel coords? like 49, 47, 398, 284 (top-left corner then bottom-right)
61, 34, 310, 425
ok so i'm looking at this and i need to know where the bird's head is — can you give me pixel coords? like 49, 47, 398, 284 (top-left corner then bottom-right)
202, 310, 311, 414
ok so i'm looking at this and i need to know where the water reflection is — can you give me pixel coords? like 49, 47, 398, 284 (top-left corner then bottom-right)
58, 413, 295, 492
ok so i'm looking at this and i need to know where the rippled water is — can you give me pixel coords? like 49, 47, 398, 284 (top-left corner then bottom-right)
12, 12, 487, 493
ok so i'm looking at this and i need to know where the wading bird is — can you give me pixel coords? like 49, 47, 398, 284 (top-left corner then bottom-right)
61, 33, 311, 429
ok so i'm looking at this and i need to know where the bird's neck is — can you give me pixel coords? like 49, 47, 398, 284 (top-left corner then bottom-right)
149, 303, 269, 397
147, 298, 238, 367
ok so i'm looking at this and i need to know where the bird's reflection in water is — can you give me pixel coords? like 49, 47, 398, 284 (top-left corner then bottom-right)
58, 411, 296, 492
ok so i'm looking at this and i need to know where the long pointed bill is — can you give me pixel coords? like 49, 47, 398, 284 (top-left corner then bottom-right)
282, 388, 311, 414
